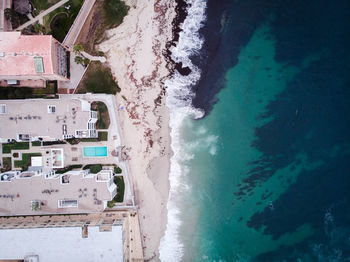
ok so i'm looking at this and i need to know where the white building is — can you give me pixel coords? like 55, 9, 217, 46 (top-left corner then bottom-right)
0, 168, 117, 216
0, 97, 98, 142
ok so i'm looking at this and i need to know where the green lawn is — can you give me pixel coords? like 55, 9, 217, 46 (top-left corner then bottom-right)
31, 0, 60, 16
42, 0, 83, 42
14, 153, 42, 171
2, 142, 29, 154
107, 176, 125, 207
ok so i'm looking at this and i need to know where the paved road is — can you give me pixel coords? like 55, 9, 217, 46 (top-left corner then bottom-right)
17, 0, 69, 30
63, 0, 96, 48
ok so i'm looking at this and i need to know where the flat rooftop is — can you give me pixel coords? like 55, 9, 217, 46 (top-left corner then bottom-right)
0, 170, 115, 216
0, 98, 92, 140
0, 226, 123, 262
0, 32, 54, 77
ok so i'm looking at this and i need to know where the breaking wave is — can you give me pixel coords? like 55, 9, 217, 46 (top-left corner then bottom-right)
159, 0, 207, 261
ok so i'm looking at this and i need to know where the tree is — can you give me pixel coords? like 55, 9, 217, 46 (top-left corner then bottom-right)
83, 58, 90, 66
73, 44, 84, 54
74, 55, 84, 65
4, 8, 12, 20
33, 23, 43, 34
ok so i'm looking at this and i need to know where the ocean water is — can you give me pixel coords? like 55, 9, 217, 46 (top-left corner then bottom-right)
160, 0, 350, 261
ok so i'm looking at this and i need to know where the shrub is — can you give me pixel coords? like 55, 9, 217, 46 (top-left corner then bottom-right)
31, 141, 41, 146
55, 164, 83, 174
83, 164, 102, 174
107, 176, 125, 207
103, 0, 129, 27
114, 166, 122, 174
2, 157, 12, 172
92, 101, 110, 129
98, 132, 108, 141
75, 55, 84, 65
43, 141, 66, 146
83, 58, 90, 66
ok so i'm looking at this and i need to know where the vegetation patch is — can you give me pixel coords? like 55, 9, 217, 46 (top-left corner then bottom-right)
76, 62, 120, 94
31, 141, 41, 146
114, 165, 122, 174
31, 0, 60, 16
83, 164, 102, 174
98, 132, 108, 141
66, 132, 107, 144
103, 0, 129, 28
75, 0, 129, 55
55, 164, 83, 174
42, 140, 66, 146
92, 102, 110, 129
4, 8, 29, 29
42, 0, 83, 42
0, 83, 57, 100
50, 12, 70, 42
14, 153, 42, 171
2, 157, 12, 172
107, 176, 125, 207
2, 142, 29, 154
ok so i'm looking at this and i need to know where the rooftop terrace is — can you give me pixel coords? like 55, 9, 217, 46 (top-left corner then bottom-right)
0, 169, 116, 216
0, 97, 97, 141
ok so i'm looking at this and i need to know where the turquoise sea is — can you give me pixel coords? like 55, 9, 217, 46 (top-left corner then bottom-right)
160, 0, 350, 261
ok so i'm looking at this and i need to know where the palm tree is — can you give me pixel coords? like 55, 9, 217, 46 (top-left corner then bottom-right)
73, 44, 84, 54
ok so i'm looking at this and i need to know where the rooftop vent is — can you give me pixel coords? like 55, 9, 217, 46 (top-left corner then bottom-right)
0, 104, 7, 114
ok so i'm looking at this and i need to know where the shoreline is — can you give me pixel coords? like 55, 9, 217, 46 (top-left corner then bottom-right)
98, 0, 179, 260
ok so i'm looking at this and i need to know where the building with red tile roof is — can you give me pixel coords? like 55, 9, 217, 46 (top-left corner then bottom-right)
0, 32, 69, 85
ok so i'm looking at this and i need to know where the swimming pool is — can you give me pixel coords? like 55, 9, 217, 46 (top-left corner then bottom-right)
83, 147, 108, 157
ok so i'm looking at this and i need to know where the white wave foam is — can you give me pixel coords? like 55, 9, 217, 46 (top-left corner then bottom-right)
159, 0, 207, 261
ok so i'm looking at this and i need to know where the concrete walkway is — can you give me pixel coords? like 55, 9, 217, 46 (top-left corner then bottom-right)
0, 0, 11, 32
17, 0, 69, 31
81, 51, 106, 63
58, 52, 86, 91
63, 0, 96, 48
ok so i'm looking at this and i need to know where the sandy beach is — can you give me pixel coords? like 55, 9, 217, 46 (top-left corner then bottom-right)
99, 0, 175, 260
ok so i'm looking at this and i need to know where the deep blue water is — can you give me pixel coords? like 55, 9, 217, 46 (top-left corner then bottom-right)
171, 0, 350, 261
